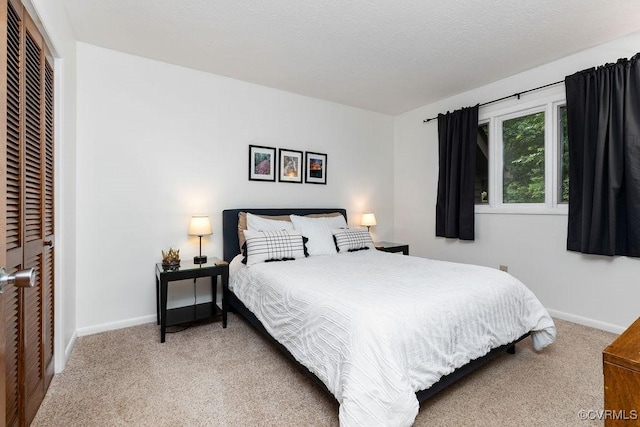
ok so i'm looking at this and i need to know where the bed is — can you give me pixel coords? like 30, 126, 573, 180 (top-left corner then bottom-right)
221, 208, 556, 426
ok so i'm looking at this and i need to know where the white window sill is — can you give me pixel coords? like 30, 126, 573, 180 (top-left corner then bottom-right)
475, 204, 568, 216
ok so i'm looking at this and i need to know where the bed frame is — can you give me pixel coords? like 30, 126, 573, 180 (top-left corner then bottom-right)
221, 208, 529, 405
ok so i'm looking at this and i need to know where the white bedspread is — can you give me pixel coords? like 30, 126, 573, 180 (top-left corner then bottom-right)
229, 250, 556, 426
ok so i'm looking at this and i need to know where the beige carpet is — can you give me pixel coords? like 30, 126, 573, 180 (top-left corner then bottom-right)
33, 315, 615, 426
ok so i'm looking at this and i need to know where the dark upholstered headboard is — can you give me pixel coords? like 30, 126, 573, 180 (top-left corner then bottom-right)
222, 208, 347, 262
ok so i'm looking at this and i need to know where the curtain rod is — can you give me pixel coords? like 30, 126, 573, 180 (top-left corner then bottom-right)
422, 79, 564, 123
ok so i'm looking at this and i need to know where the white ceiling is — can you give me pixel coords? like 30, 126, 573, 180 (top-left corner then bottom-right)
61, 0, 640, 115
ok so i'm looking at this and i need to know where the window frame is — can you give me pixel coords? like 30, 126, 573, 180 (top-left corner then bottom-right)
475, 91, 568, 215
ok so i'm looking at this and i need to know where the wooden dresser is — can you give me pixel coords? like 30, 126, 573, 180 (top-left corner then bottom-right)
603, 317, 640, 426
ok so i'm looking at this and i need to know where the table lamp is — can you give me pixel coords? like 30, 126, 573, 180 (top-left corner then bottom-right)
188, 215, 212, 264
361, 213, 377, 231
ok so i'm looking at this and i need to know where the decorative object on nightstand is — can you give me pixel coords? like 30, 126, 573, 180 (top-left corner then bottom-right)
188, 215, 212, 264
361, 212, 377, 231
375, 241, 409, 255
161, 247, 181, 270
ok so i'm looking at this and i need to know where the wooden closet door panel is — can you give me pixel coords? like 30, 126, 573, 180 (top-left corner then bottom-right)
22, 255, 42, 423
23, 24, 43, 252
3, 2, 53, 424
43, 57, 54, 386
4, 282, 19, 427
4, 2, 23, 426
23, 15, 45, 426
4, 0, 21, 271
0, 3, 6, 424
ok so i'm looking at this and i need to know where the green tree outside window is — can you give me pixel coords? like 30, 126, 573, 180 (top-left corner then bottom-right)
503, 112, 545, 203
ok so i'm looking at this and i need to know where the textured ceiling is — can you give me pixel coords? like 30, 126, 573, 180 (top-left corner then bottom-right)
61, 0, 640, 115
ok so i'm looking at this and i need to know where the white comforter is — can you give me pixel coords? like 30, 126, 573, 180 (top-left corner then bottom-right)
229, 250, 556, 426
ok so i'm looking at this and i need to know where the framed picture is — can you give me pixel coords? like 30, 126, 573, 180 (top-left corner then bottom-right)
278, 149, 303, 183
305, 151, 327, 184
249, 145, 276, 182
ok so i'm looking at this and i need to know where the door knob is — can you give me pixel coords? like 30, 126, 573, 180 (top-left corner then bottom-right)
0, 267, 36, 294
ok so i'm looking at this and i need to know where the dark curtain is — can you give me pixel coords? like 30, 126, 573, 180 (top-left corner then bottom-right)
565, 53, 640, 257
436, 105, 478, 240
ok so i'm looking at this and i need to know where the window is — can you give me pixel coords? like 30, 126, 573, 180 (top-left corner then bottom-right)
502, 112, 545, 203
476, 92, 567, 213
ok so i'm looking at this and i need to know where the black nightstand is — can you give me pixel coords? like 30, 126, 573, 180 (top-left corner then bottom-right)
155, 259, 229, 343
374, 241, 409, 255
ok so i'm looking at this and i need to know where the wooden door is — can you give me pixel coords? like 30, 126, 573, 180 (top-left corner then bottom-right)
0, 0, 8, 424
2, 0, 54, 425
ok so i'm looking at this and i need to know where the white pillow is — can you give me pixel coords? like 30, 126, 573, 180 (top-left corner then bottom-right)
332, 228, 375, 253
247, 212, 294, 232
290, 214, 347, 256
242, 229, 307, 266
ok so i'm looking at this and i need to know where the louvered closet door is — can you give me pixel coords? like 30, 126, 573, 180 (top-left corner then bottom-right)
2, 1, 55, 425
0, 1, 11, 425
3, 2, 23, 425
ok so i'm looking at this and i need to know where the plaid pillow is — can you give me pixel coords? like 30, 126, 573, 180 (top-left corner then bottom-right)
242, 229, 308, 266
332, 228, 374, 253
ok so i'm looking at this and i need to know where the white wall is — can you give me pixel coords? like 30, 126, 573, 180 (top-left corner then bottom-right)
394, 32, 640, 333
29, 0, 78, 372
75, 43, 394, 333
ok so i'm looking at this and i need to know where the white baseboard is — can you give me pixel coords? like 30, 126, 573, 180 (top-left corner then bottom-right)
54, 330, 78, 374
546, 308, 625, 334
63, 331, 77, 366
76, 314, 156, 337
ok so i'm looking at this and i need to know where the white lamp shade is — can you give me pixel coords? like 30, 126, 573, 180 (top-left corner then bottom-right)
188, 215, 213, 236
361, 213, 377, 227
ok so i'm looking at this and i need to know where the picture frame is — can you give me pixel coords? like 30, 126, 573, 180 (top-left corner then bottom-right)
248, 145, 276, 182
278, 148, 304, 183
305, 151, 327, 184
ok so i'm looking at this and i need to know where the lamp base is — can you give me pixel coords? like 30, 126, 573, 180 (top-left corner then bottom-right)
193, 255, 208, 264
